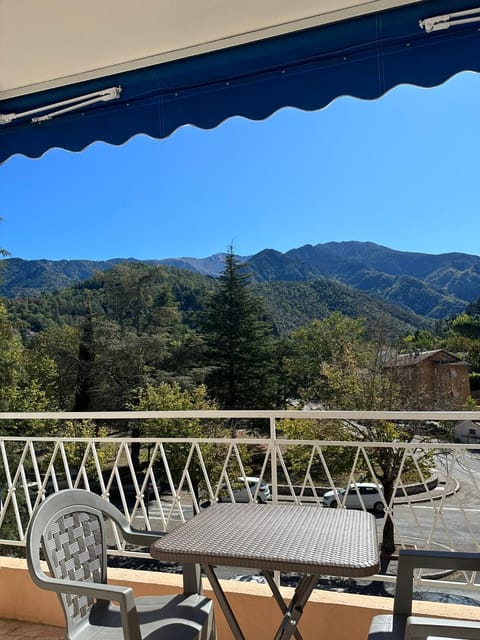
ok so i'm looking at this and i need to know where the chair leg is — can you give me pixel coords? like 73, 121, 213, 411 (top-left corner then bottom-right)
183, 563, 203, 594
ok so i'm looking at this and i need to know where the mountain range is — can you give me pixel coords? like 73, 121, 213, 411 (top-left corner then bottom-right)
2, 241, 480, 323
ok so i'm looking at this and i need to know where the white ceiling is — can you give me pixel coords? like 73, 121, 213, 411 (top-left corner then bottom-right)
1, 0, 423, 99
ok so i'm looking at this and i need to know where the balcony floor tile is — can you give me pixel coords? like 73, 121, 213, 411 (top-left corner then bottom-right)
0, 620, 64, 639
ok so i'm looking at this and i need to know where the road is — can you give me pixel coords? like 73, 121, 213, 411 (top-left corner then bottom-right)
123, 464, 480, 591
134, 450, 480, 556
391, 450, 480, 552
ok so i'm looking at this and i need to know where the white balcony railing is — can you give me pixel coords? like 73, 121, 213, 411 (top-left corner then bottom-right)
1, 410, 480, 597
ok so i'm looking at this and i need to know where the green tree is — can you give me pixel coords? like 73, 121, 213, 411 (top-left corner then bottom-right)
25, 265, 199, 412
62, 419, 114, 478
73, 298, 96, 411
101, 263, 180, 336
131, 382, 243, 505
203, 248, 278, 409
445, 313, 480, 371
28, 325, 80, 409
93, 264, 198, 409
0, 300, 59, 552
279, 417, 356, 487
0, 302, 55, 424
281, 312, 441, 557
282, 312, 366, 405
402, 329, 438, 352
316, 342, 439, 556
450, 314, 480, 341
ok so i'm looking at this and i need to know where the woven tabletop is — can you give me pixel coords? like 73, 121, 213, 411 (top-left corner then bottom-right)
151, 503, 379, 577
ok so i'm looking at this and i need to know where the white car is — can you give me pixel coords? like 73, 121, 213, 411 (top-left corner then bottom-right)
218, 476, 271, 504
322, 482, 384, 513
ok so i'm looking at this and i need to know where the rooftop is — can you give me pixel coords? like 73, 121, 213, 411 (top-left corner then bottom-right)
393, 349, 468, 367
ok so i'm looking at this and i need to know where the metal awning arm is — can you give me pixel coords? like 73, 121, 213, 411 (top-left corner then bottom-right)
420, 7, 480, 32
0, 86, 121, 125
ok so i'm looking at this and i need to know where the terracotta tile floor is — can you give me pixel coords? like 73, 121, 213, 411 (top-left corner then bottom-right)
0, 620, 64, 639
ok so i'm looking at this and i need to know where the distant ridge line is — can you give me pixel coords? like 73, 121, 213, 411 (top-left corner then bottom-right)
2, 241, 480, 321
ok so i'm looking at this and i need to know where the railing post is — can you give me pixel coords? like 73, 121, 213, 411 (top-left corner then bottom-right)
270, 416, 278, 504
270, 416, 281, 587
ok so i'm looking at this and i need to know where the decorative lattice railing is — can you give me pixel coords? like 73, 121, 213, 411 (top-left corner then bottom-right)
1, 410, 480, 595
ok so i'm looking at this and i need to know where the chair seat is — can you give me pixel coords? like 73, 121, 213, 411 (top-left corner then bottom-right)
88, 594, 215, 640
405, 616, 480, 640
369, 613, 480, 640
368, 614, 406, 640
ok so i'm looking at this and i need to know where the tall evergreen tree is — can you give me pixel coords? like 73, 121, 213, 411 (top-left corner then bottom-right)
73, 297, 96, 411
203, 248, 278, 409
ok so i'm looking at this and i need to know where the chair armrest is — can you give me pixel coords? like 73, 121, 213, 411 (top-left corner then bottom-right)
406, 615, 480, 640
119, 524, 165, 548
398, 549, 480, 571
394, 550, 480, 617
38, 576, 142, 640
121, 525, 203, 594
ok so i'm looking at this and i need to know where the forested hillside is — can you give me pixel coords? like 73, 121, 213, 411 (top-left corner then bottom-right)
0, 253, 476, 434
248, 242, 478, 318
2, 240, 479, 320
255, 278, 430, 336
6, 262, 428, 337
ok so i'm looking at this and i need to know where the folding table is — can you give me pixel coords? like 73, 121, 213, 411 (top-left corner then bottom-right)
151, 503, 379, 640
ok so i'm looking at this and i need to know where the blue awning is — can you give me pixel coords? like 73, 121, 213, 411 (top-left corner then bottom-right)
1, 0, 480, 163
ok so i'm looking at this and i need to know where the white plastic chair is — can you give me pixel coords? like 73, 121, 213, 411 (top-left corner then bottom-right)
26, 489, 216, 640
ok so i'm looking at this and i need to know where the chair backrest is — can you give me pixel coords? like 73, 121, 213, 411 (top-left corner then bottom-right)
26, 489, 130, 635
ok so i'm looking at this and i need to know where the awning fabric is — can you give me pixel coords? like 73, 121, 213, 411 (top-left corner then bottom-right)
1, 0, 480, 163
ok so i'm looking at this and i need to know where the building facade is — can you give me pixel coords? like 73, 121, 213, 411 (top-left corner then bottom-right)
392, 349, 471, 409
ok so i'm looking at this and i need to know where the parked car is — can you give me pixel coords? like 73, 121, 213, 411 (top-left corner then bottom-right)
218, 476, 271, 504
322, 482, 384, 513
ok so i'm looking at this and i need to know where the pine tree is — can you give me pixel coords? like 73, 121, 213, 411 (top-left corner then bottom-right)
203, 248, 278, 409
73, 297, 96, 411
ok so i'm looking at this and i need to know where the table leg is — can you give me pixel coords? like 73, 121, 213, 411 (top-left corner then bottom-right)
272, 574, 318, 640
203, 564, 246, 640
263, 572, 303, 640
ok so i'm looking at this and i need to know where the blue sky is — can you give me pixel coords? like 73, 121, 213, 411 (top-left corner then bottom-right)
1, 71, 479, 262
